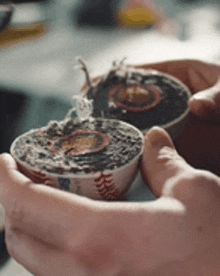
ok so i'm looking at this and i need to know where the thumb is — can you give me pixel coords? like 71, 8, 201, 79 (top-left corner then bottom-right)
189, 78, 220, 120
141, 127, 192, 197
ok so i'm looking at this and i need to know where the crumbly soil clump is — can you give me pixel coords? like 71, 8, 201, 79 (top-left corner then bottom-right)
12, 118, 143, 175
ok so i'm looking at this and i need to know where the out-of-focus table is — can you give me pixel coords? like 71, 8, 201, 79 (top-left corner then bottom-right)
1, 1, 220, 275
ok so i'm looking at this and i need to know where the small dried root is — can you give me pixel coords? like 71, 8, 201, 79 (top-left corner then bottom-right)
76, 56, 92, 88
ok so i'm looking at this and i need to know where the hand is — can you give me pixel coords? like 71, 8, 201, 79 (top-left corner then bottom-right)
1, 126, 220, 275
138, 60, 220, 176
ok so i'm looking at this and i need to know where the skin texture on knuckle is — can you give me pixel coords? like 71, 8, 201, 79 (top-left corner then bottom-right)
61, 210, 114, 268
6, 197, 26, 229
63, 228, 116, 271
168, 169, 220, 207
63, 208, 145, 273
156, 146, 185, 169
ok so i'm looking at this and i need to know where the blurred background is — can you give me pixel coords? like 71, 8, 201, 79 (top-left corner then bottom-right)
1, 0, 220, 274
1, 0, 220, 155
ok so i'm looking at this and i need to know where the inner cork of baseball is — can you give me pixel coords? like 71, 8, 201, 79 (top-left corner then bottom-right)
119, 85, 152, 104
53, 130, 110, 157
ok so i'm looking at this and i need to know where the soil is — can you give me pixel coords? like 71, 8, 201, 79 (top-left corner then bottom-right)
11, 118, 143, 175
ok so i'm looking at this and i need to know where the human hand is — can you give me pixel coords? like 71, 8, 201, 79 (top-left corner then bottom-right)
1, 126, 220, 275
138, 60, 220, 176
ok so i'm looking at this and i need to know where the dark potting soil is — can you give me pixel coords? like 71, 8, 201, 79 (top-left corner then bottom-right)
11, 118, 143, 175
85, 67, 191, 131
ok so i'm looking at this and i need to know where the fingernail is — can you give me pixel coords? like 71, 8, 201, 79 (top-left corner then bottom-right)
146, 126, 174, 148
190, 90, 215, 104
189, 93, 214, 116
191, 93, 205, 101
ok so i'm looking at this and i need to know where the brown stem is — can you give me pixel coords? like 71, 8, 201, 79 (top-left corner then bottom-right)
76, 57, 92, 88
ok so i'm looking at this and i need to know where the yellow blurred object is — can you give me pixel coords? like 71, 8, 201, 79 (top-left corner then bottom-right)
117, 7, 157, 28
0, 22, 50, 49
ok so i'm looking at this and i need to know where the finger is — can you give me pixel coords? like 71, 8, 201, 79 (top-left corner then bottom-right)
0, 153, 95, 250
187, 67, 211, 93
137, 60, 220, 94
189, 78, 220, 120
136, 60, 195, 88
141, 126, 193, 197
189, 61, 220, 90
5, 224, 89, 276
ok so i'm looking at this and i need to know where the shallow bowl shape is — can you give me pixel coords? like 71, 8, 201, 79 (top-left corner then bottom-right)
81, 67, 191, 140
10, 118, 144, 201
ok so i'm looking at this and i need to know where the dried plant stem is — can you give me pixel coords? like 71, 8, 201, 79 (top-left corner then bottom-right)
76, 57, 92, 88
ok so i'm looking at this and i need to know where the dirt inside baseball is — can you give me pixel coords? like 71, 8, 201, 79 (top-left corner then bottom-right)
12, 118, 143, 175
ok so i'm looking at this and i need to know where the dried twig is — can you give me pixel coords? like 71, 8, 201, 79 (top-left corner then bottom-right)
76, 57, 92, 88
